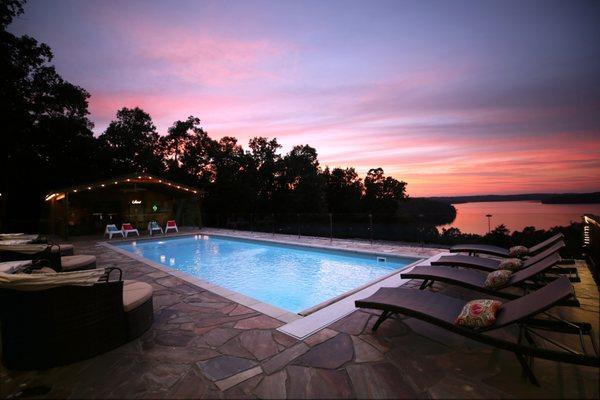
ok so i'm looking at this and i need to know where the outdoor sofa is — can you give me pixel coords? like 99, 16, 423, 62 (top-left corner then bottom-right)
0, 267, 153, 370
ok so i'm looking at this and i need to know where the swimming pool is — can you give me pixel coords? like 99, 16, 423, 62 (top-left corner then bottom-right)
115, 235, 417, 314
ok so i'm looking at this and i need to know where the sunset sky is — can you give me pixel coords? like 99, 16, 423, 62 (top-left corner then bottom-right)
10, 0, 600, 196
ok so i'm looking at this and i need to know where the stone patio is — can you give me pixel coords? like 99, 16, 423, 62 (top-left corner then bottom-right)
1, 231, 598, 399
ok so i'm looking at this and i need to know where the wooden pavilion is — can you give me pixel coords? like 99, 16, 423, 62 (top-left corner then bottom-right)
45, 174, 203, 238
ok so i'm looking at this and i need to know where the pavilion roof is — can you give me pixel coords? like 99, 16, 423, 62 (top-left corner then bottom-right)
44, 173, 203, 201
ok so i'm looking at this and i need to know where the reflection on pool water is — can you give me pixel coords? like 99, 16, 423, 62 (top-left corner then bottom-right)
116, 235, 417, 313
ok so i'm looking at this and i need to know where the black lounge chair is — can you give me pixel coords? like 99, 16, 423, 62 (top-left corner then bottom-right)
0, 268, 154, 370
434, 241, 580, 282
449, 233, 564, 257
435, 241, 563, 271
400, 253, 579, 304
355, 277, 599, 385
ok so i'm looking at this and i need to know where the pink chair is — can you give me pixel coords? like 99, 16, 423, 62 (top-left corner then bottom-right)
165, 220, 178, 233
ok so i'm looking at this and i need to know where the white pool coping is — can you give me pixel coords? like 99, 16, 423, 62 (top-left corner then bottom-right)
277, 252, 448, 340
99, 232, 446, 334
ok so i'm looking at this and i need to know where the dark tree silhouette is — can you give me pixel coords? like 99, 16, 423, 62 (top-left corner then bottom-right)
179, 125, 216, 186
205, 137, 255, 214
362, 168, 407, 214
1, 0, 97, 229
161, 116, 202, 169
323, 167, 364, 213
98, 107, 163, 175
279, 145, 325, 213
247, 137, 283, 212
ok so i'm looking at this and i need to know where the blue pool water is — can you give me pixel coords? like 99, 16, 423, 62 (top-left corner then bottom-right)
116, 235, 417, 313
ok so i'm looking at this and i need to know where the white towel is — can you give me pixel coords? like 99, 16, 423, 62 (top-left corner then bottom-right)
0, 239, 34, 245
0, 268, 106, 291
0, 244, 47, 254
0, 260, 33, 274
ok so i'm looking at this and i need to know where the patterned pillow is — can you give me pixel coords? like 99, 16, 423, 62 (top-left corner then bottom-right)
455, 299, 503, 329
498, 258, 523, 271
509, 246, 528, 257
484, 270, 512, 289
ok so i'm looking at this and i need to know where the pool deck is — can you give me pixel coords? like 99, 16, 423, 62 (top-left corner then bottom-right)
1, 228, 598, 399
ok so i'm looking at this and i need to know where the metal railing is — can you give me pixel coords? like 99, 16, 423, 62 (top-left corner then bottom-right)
201, 212, 446, 246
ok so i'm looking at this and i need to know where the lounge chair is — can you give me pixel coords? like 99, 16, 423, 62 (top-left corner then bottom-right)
355, 277, 599, 385
449, 233, 564, 257
0, 238, 74, 255
165, 220, 178, 233
0, 267, 154, 370
0, 244, 96, 272
400, 253, 576, 303
434, 241, 564, 272
0, 234, 40, 242
105, 224, 124, 239
147, 220, 163, 236
122, 223, 139, 237
433, 241, 579, 282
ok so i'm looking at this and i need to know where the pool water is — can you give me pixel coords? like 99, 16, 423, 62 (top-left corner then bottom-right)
116, 235, 417, 313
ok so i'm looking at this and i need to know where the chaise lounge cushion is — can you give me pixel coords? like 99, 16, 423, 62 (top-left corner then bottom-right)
61, 255, 96, 271
122, 280, 153, 312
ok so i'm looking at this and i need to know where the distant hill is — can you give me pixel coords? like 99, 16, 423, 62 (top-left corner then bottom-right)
542, 192, 600, 204
425, 192, 600, 204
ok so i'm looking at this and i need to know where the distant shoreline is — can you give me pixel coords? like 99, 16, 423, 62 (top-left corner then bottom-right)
425, 192, 600, 205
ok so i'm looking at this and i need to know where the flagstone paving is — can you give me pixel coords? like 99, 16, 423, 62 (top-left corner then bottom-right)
0, 232, 598, 399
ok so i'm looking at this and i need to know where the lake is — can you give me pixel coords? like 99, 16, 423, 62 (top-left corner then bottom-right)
439, 200, 600, 235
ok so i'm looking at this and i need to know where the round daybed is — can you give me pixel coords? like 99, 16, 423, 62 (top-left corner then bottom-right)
0, 267, 154, 370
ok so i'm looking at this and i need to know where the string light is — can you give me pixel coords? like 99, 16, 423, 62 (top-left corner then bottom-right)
46, 174, 202, 200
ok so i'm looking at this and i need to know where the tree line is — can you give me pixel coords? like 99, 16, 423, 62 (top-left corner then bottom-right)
1, 1, 408, 229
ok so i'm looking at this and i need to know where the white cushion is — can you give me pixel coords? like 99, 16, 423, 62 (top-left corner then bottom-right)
61, 255, 96, 271
122, 280, 153, 312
